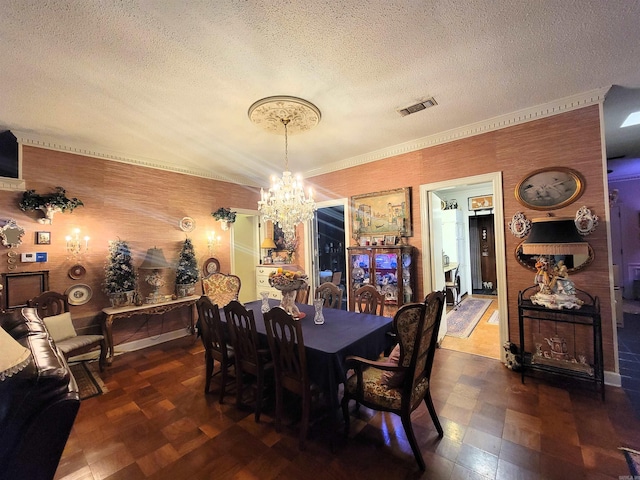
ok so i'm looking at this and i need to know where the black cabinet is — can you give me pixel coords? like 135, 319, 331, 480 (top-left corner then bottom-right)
518, 285, 604, 399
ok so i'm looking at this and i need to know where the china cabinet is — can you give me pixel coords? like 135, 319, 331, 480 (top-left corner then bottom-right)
347, 245, 415, 315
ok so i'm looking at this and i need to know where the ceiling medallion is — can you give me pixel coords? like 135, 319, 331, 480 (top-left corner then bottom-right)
251, 96, 320, 242
248, 96, 321, 135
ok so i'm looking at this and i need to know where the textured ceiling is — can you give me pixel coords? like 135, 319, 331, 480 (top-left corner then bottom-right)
1, 1, 640, 185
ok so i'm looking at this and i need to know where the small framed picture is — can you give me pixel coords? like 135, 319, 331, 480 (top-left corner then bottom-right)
372, 235, 384, 246
468, 195, 494, 211
384, 235, 396, 245
35, 231, 51, 245
359, 236, 371, 246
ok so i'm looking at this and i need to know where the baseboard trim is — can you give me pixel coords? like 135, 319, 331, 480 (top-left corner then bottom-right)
605, 370, 621, 387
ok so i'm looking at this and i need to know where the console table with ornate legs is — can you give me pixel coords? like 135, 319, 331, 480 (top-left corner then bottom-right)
101, 295, 199, 365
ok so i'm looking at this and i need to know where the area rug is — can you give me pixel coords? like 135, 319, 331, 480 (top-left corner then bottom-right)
487, 310, 499, 325
446, 298, 491, 338
620, 447, 640, 475
70, 361, 107, 400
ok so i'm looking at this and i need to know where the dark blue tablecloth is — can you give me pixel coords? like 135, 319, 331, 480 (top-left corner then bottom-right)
238, 299, 394, 408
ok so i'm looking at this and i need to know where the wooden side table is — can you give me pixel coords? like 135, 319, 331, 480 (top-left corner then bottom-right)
101, 295, 199, 365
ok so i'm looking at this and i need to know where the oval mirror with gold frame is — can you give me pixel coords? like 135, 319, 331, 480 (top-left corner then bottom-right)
515, 240, 594, 274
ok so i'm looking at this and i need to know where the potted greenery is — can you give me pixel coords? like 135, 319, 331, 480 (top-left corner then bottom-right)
175, 238, 199, 297
103, 239, 137, 306
212, 207, 236, 230
19, 186, 84, 224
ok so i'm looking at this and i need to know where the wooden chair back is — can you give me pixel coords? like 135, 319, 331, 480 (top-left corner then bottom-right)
315, 282, 343, 309
264, 306, 312, 448
349, 284, 385, 316
196, 295, 234, 401
201, 272, 241, 307
295, 284, 310, 304
28, 291, 69, 318
224, 300, 272, 421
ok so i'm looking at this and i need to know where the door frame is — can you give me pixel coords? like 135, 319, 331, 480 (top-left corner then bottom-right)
420, 172, 508, 359
304, 198, 349, 298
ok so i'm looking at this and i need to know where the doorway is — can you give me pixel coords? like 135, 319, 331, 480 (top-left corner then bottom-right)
469, 214, 498, 295
305, 199, 349, 308
230, 210, 260, 303
420, 172, 508, 361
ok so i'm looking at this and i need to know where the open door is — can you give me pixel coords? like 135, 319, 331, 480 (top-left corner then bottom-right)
430, 192, 448, 343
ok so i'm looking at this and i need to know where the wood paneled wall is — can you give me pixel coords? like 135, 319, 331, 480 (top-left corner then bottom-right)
0, 105, 614, 369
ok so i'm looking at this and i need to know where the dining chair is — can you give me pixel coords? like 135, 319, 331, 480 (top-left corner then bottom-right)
196, 296, 235, 402
201, 272, 241, 308
315, 282, 343, 309
295, 284, 310, 305
445, 266, 461, 307
341, 290, 446, 471
349, 284, 385, 316
224, 300, 273, 422
28, 291, 107, 371
263, 306, 318, 450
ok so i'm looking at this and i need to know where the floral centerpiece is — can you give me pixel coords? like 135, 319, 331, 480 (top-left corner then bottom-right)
268, 269, 308, 291
104, 239, 137, 306
268, 269, 308, 318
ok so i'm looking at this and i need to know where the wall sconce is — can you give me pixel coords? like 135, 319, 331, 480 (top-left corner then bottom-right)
65, 228, 89, 257
207, 231, 221, 255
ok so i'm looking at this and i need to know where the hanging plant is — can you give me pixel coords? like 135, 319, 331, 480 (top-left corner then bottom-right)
212, 207, 236, 230
19, 186, 84, 224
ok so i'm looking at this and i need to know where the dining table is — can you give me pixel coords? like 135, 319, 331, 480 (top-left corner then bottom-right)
234, 298, 395, 413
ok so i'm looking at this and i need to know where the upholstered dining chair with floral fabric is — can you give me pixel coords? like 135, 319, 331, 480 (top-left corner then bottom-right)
28, 291, 107, 371
224, 300, 273, 422
196, 296, 235, 402
201, 272, 241, 308
341, 290, 446, 470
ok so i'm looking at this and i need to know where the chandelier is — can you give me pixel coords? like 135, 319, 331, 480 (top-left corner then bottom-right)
250, 96, 319, 242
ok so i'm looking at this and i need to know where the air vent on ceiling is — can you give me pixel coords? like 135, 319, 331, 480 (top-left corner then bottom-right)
398, 97, 437, 117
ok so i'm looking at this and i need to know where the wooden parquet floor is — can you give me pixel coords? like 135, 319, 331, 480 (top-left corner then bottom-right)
55, 334, 640, 480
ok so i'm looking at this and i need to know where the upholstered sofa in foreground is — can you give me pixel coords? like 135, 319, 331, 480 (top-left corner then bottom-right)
0, 308, 80, 480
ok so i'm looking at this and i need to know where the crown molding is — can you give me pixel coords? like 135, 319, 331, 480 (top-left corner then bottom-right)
306, 87, 610, 178
13, 132, 246, 184
11, 87, 609, 185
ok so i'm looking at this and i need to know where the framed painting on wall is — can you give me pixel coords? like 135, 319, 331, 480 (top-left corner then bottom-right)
468, 195, 493, 211
515, 167, 584, 210
351, 187, 412, 237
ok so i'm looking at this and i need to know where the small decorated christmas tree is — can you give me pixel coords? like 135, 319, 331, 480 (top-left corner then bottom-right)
104, 239, 137, 298
175, 238, 199, 296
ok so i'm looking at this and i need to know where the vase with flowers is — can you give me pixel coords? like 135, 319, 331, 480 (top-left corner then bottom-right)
268, 269, 308, 318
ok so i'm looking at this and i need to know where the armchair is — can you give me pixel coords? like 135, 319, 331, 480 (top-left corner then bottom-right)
28, 291, 107, 371
341, 290, 446, 470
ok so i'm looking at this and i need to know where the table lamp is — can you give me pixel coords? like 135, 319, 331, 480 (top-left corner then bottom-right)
139, 247, 172, 304
521, 217, 588, 309
0, 325, 31, 381
261, 237, 276, 264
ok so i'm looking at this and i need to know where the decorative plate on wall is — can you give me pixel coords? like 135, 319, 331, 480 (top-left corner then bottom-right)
203, 257, 220, 276
65, 284, 93, 306
68, 264, 86, 280
180, 217, 196, 232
